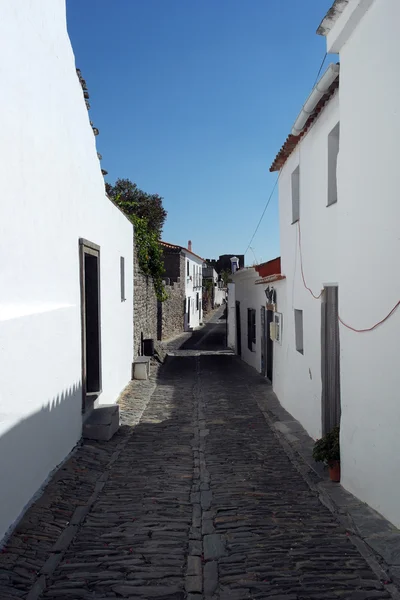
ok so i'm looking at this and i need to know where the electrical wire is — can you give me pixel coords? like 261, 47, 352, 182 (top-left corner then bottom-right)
313, 52, 327, 87
244, 174, 280, 259
297, 221, 400, 332
243, 50, 329, 260
297, 221, 324, 300
338, 302, 400, 332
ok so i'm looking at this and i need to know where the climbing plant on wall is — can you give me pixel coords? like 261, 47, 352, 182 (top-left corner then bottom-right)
106, 181, 168, 301
132, 214, 167, 302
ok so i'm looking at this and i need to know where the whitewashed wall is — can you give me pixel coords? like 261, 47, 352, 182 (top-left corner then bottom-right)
232, 269, 261, 372
271, 279, 287, 403
184, 254, 203, 329
326, 0, 400, 527
231, 270, 286, 403
0, 0, 133, 542
278, 92, 339, 441
214, 287, 226, 307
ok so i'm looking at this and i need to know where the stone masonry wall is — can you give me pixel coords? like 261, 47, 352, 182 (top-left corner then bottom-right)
133, 244, 158, 358
133, 245, 186, 357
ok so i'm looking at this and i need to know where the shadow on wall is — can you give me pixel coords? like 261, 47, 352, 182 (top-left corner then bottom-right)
0, 382, 83, 544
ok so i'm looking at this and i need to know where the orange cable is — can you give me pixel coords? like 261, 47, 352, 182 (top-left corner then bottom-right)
297, 220, 324, 300
297, 220, 400, 332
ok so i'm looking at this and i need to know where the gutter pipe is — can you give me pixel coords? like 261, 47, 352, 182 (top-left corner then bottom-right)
291, 63, 340, 136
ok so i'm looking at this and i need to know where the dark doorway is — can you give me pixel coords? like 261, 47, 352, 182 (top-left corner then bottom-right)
235, 301, 241, 356
321, 285, 341, 434
80, 239, 102, 412
266, 309, 274, 382
260, 307, 266, 376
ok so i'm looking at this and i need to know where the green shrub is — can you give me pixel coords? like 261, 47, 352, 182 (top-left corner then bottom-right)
312, 426, 340, 463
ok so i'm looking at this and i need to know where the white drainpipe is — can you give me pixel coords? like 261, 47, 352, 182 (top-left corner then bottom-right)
291, 63, 340, 137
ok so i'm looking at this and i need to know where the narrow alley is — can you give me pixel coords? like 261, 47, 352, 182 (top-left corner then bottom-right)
0, 317, 394, 600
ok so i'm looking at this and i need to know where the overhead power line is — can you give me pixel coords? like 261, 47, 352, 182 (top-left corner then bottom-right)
244, 174, 280, 258
244, 50, 329, 259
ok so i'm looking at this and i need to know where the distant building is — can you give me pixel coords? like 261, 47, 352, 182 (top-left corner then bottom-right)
205, 254, 245, 275
161, 241, 204, 331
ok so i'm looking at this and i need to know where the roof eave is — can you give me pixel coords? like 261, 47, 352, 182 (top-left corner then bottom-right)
317, 0, 349, 36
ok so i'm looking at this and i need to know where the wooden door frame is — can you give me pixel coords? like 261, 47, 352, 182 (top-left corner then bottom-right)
321, 284, 341, 435
79, 238, 102, 413
235, 301, 241, 356
260, 306, 266, 376
266, 309, 274, 382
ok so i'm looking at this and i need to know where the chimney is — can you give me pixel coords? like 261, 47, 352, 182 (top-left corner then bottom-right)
188, 240, 192, 252
230, 256, 239, 274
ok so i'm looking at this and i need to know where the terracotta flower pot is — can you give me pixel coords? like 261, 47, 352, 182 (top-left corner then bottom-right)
328, 460, 340, 482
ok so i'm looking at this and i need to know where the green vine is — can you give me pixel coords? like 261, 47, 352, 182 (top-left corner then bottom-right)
112, 193, 167, 302
132, 215, 168, 302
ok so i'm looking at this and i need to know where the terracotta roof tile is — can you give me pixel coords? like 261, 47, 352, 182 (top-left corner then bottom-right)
160, 241, 205, 262
270, 78, 339, 172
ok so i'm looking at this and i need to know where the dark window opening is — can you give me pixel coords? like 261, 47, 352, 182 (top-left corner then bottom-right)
247, 308, 256, 351
81, 246, 102, 401
120, 256, 126, 301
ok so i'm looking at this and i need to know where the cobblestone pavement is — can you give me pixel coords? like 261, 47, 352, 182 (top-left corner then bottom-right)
0, 340, 395, 599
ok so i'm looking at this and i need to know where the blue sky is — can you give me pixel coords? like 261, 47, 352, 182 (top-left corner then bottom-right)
67, 0, 334, 265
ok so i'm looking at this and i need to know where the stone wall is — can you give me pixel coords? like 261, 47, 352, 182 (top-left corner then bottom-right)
133, 245, 186, 357
133, 244, 158, 358
161, 282, 185, 341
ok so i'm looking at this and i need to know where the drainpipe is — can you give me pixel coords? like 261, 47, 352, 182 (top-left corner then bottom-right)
291, 63, 340, 136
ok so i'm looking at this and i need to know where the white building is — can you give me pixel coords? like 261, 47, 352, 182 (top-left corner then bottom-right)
184, 241, 204, 330
161, 241, 204, 331
0, 0, 134, 542
228, 0, 400, 530
270, 62, 340, 443
203, 266, 226, 308
228, 259, 286, 400
266, 0, 400, 529
317, 0, 400, 528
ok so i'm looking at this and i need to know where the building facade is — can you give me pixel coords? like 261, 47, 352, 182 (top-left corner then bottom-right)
228, 0, 400, 530
317, 0, 400, 527
270, 0, 400, 528
228, 260, 285, 392
182, 242, 204, 330
0, 0, 134, 542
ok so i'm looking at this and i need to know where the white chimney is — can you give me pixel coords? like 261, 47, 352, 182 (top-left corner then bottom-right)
188, 240, 192, 252
230, 256, 239, 274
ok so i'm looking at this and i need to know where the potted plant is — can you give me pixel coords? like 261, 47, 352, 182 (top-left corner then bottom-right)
312, 426, 340, 482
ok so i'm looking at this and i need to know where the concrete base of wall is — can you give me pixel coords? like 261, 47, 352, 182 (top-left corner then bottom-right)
83, 405, 119, 441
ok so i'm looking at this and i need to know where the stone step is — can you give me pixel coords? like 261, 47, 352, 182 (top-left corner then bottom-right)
83, 405, 119, 441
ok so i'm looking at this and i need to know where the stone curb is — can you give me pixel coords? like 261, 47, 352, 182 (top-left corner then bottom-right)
250, 378, 400, 600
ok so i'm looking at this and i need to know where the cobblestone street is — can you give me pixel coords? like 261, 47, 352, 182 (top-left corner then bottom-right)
0, 316, 395, 599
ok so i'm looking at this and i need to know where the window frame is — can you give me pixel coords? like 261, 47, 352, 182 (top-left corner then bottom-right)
327, 122, 340, 207
291, 165, 300, 224
120, 256, 126, 302
294, 309, 304, 355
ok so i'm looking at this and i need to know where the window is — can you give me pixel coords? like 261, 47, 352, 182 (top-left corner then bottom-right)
120, 256, 126, 302
187, 260, 189, 276
328, 122, 340, 206
196, 292, 199, 310
193, 264, 195, 282
247, 308, 256, 351
294, 309, 304, 354
291, 165, 300, 223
